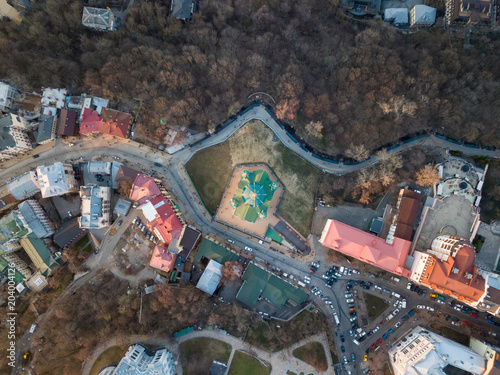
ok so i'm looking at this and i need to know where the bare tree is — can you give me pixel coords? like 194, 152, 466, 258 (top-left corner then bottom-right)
346, 144, 370, 161
223, 261, 243, 281
415, 165, 440, 187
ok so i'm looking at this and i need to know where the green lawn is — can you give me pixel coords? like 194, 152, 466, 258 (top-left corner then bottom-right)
90, 346, 127, 375
185, 120, 322, 237
292, 342, 328, 372
228, 350, 270, 375
180, 337, 232, 375
364, 293, 389, 319
430, 323, 470, 346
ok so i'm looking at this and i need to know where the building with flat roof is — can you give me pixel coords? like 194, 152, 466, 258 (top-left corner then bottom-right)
78, 186, 111, 229
104, 344, 176, 375
170, 0, 198, 20
35, 114, 58, 144
389, 326, 486, 375
80, 107, 131, 138
17, 200, 55, 238
20, 233, 59, 276
0, 82, 17, 112
0, 0, 22, 24
320, 219, 412, 277
41, 87, 67, 109
88, 161, 112, 175
114, 198, 131, 217
57, 109, 78, 137
25, 271, 48, 292
7, 171, 39, 200
0, 113, 33, 160
37, 162, 78, 198
196, 259, 223, 295
82, 7, 116, 31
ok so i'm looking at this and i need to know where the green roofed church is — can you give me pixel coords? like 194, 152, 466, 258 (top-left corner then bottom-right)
232, 169, 279, 223
236, 262, 308, 308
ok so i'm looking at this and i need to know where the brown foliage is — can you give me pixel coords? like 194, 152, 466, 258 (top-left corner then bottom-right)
415, 165, 440, 187
223, 261, 243, 281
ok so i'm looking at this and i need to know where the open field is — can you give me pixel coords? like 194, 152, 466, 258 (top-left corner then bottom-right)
364, 293, 389, 319
180, 337, 232, 375
228, 350, 270, 375
292, 342, 328, 372
185, 120, 322, 236
90, 346, 127, 375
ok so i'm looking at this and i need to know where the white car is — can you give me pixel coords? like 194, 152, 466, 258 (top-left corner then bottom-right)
304, 276, 311, 281
352, 269, 360, 274
372, 326, 380, 333
395, 322, 401, 328
350, 317, 357, 322
315, 290, 322, 296
454, 306, 461, 311
393, 300, 400, 307
29, 324, 37, 334
407, 282, 412, 290
374, 285, 382, 290
244, 246, 253, 252
426, 306, 435, 311
228, 239, 235, 244
393, 309, 400, 315
437, 300, 445, 305
417, 305, 426, 309
345, 294, 353, 298
303, 279, 311, 284
325, 301, 333, 305
322, 274, 330, 279
346, 298, 355, 303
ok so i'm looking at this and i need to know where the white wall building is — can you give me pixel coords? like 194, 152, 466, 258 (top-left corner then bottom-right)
17, 200, 55, 238
7, 171, 40, 200
41, 87, 67, 110
0, 114, 33, 160
0, 82, 17, 112
389, 326, 486, 375
88, 161, 112, 175
410, 5, 437, 26
82, 7, 116, 31
78, 186, 111, 229
36, 162, 78, 198
2, 252, 32, 279
101, 344, 176, 375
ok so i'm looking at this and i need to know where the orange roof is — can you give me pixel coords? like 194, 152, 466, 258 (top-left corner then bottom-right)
80, 108, 131, 139
145, 195, 183, 244
129, 174, 161, 205
321, 219, 412, 277
149, 245, 177, 272
422, 245, 485, 302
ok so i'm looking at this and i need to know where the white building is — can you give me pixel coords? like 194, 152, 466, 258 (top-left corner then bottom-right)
389, 326, 486, 375
2, 252, 32, 279
101, 344, 176, 375
41, 87, 67, 110
88, 161, 112, 175
17, 200, 55, 238
7, 171, 40, 200
78, 186, 111, 229
36, 162, 78, 198
0, 113, 33, 160
384, 8, 409, 26
410, 5, 437, 26
0, 82, 17, 112
82, 7, 116, 31
196, 259, 223, 295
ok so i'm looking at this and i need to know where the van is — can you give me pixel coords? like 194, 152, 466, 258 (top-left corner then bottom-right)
339, 266, 345, 274
283, 273, 289, 278
352, 339, 360, 346
392, 292, 401, 298
391, 277, 400, 282
386, 314, 394, 321
401, 299, 407, 309
298, 281, 306, 287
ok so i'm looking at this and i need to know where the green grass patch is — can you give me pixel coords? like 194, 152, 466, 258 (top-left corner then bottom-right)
331, 349, 339, 364
73, 235, 90, 252
364, 292, 389, 319
472, 235, 485, 253
185, 120, 322, 237
90, 346, 127, 375
245, 322, 282, 352
228, 350, 270, 375
292, 342, 328, 372
430, 323, 470, 346
180, 337, 232, 375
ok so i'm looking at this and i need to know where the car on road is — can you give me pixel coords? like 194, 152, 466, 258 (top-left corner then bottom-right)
417, 305, 426, 309
68, 211, 72, 218
29, 324, 37, 333
377, 338, 383, 344
437, 300, 445, 304
33, 154, 40, 158
244, 246, 253, 252
470, 312, 479, 318
117, 220, 123, 225
364, 354, 368, 362
426, 306, 435, 311
343, 355, 348, 364
346, 298, 354, 303
374, 285, 382, 290
228, 239, 235, 244
340, 334, 345, 342
315, 289, 322, 296
341, 346, 345, 352
407, 282, 412, 289
154, 162, 162, 167
349, 330, 353, 336
351, 353, 356, 362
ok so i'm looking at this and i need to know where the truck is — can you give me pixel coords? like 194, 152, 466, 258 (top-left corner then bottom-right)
298, 281, 306, 287
333, 313, 340, 326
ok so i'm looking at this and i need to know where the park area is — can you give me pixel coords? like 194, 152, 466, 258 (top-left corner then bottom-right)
185, 120, 322, 237
293, 342, 328, 372
228, 350, 271, 375
179, 337, 232, 375
364, 292, 389, 319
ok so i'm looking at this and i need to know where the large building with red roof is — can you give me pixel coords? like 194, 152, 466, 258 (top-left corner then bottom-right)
410, 235, 487, 304
320, 219, 412, 277
80, 107, 132, 138
149, 245, 177, 273
129, 174, 162, 205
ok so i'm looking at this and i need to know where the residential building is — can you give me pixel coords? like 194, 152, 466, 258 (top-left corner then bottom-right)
0, 82, 18, 112
82, 7, 116, 31
35, 114, 58, 144
114, 164, 140, 190
0, 212, 28, 253
78, 186, 111, 229
410, 235, 487, 304
80, 107, 131, 138
17, 200, 55, 238
41, 87, 67, 109
384, 8, 409, 26
0, 113, 33, 160
170, 0, 198, 20
105, 344, 176, 375
0, 255, 25, 284
53, 218, 88, 249
0, 0, 22, 24
36, 162, 78, 198
169, 225, 201, 259
196, 259, 223, 295
57, 109, 78, 137
340, 0, 381, 16
389, 326, 486, 375
88, 161, 112, 175
25, 270, 48, 292
469, 338, 500, 373
7, 171, 39, 200
113, 198, 131, 217
445, 0, 496, 25
129, 174, 162, 205
1, 252, 32, 279
410, 5, 437, 26
20, 233, 59, 276
320, 219, 412, 277
386, 189, 423, 243
140, 195, 183, 244
149, 245, 177, 273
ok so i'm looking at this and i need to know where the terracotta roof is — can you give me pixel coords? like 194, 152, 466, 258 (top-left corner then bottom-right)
393, 189, 422, 241
80, 107, 131, 139
144, 195, 183, 244
129, 174, 161, 205
57, 109, 77, 136
422, 244, 485, 302
320, 219, 412, 277
149, 245, 177, 272
114, 165, 140, 185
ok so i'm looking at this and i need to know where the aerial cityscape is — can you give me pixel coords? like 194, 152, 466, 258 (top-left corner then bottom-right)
0, 0, 499, 375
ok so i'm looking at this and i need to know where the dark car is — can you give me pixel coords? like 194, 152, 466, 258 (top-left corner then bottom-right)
340, 334, 345, 342
376, 338, 383, 344
33, 154, 40, 158
451, 316, 460, 322
401, 315, 409, 321
382, 332, 388, 339
154, 162, 162, 167
363, 285, 371, 290
352, 353, 356, 362
341, 346, 345, 353
117, 220, 123, 225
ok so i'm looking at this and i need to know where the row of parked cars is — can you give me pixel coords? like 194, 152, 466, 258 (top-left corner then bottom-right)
132, 217, 158, 243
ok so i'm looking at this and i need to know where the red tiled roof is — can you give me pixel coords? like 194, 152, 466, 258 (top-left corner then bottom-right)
146, 195, 183, 243
149, 245, 177, 272
321, 219, 412, 277
129, 174, 162, 205
393, 189, 422, 241
79, 108, 131, 139
422, 244, 485, 302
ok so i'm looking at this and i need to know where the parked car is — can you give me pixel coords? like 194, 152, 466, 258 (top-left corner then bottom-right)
228, 239, 235, 244
364, 354, 368, 362
346, 298, 355, 303
470, 312, 479, 318
244, 246, 253, 252
407, 282, 412, 289
382, 332, 388, 339
417, 305, 426, 309
341, 346, 345, 353
343, 355, 348, 364
340, 334, 345, 342
351, 353, 356, 362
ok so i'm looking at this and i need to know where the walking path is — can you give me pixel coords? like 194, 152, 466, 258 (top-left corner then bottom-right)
81, 329, 333, 375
